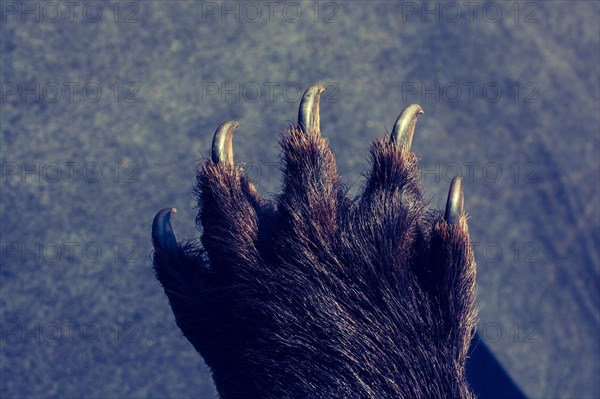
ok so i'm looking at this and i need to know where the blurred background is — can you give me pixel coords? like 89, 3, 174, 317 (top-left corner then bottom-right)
1, 1, 598, 398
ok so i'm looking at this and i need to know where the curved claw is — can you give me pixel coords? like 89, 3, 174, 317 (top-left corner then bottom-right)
390, 104, 424, 150
444, 176, 464, 225
152, 208, 178, 251
211, 121, 239, 165
298, 83, 325, 134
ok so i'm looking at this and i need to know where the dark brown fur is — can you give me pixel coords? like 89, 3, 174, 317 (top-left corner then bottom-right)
153, 126, 477, 398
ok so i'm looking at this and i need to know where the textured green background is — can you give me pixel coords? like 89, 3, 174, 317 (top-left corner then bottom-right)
1, 1, 598, 398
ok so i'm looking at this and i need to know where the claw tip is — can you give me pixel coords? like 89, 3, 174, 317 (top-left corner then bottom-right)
298, 83, 325, 134
152, 207, 178, 251
390, 104, 424, 150
211, 121, 239, 165
444, 176, 464, 225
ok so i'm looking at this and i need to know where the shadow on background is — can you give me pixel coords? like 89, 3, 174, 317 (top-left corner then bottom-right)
468, 333, 527, 399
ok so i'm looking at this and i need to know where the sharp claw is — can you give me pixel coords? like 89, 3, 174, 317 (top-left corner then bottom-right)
298, 83, 325, 134
152, 208, 178, 250
211, 121, 239, 165
390, 104, 424, 150
444, 176, 464, 225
